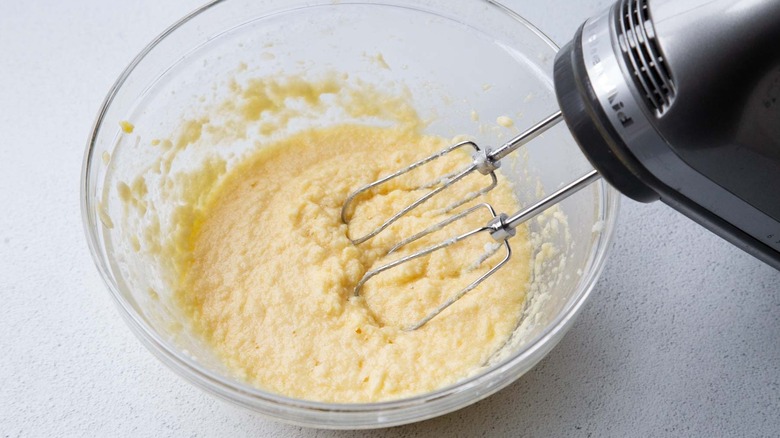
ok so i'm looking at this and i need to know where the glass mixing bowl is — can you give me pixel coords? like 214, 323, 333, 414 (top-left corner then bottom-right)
81, 0, 619, 429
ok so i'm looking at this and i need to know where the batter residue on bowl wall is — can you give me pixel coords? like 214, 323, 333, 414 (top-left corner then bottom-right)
117, 73, 533, 402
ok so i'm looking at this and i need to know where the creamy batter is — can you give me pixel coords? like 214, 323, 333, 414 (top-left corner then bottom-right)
100, 72, 537, 402
177, 122, 532, 402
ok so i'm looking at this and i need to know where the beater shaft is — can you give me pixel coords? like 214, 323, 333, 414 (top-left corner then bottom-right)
487, 169, 601, 241
489, 111, 563, 162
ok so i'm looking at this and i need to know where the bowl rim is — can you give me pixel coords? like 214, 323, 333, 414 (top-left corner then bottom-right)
81, 0, 620, 428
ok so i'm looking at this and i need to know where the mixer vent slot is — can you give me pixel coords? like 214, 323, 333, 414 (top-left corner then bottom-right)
617, 0, 675, 115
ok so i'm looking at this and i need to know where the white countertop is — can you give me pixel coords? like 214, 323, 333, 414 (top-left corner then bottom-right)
2, 0, 779, 436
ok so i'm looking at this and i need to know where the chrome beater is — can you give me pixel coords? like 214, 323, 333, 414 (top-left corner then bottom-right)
341, 111, 565, 244
342, 111, 602, 330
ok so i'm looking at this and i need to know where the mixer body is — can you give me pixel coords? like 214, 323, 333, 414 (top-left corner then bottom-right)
554, 0, 780, 269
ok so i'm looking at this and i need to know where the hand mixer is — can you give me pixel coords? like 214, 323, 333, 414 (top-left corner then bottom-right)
342, 0, 780, 330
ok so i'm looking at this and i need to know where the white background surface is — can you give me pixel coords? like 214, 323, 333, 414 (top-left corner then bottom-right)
2, 0, 779, 436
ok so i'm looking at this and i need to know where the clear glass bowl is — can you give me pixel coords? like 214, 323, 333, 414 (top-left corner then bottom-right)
81, 0, 619, 429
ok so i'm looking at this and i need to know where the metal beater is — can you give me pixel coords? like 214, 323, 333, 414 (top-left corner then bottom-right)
341, 112, 568, 244
344, 0, 780, 330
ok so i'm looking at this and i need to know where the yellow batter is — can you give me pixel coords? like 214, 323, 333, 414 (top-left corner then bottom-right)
176, 121, 532, 403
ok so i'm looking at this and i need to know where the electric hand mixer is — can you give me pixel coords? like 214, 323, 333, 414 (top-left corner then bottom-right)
342, 0, 780, 330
